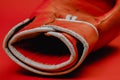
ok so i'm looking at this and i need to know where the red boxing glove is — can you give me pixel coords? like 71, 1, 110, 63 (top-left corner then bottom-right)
3, 0, 120, 75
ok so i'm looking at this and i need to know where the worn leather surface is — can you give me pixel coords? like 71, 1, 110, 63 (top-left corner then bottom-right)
0, 0, 120, 79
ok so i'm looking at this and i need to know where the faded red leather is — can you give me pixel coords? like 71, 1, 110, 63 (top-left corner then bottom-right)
3, 0, 120, 76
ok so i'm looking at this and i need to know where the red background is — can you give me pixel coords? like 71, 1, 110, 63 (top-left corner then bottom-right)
0, 0, 120, 80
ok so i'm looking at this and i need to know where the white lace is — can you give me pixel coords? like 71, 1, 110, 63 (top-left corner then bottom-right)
56, 14, 99, 36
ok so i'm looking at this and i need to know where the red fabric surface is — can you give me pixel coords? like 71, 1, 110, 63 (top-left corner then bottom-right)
0, 0, 120, 80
